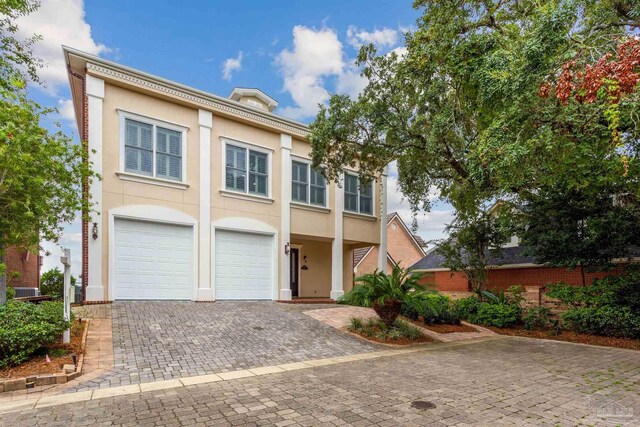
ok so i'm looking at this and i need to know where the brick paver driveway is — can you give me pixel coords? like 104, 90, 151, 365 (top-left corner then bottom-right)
3, 338, 639, 426
69, 301, 379, 391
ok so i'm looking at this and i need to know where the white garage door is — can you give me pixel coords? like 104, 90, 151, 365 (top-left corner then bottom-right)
214, 230, 273, 300
114, 219, 193, 300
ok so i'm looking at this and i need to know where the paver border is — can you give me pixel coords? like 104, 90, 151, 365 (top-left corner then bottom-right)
0, 336, 505, 415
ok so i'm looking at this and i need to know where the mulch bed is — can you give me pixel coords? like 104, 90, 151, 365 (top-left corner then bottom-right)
402, 317, 478, 334
347, 327, 434, 345
0, 319, 87, 379
488, 326, 640, 351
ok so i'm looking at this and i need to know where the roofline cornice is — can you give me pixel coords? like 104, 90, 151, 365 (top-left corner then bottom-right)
64, 46, 309, 138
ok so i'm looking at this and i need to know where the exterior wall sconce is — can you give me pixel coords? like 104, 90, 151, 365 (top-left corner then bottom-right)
284, 242, 290, 255
92, 222, 99, 240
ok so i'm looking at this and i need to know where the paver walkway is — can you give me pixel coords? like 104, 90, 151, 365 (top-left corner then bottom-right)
64, 301, 380, 391
2, 337, 638, 426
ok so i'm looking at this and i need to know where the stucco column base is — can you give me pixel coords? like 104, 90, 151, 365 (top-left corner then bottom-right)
280, 289, 292, 300
330, 290, 344, 300
197, 288, 214, 301
85, 286, 104, 302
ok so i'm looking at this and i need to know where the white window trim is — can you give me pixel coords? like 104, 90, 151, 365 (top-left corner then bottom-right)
221, 137, 273, 199
343, 171, 375, 216
290, 155, 329, 208
118, 110, 188, 185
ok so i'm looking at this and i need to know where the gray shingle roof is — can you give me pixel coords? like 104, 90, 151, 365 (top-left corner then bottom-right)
411, 246, 537, 270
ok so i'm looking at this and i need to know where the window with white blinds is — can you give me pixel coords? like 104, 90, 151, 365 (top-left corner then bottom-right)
291, 160, 326, 207
224, 143, 270, 197
123, 116, 185, 182
344, 172, 373, 215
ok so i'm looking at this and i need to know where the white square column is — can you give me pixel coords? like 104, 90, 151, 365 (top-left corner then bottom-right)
198, 110, 213, 301
86, 75, 104, 302
377, 165, 389, 271
331, 183, 344, 300
279, 134, 292, 300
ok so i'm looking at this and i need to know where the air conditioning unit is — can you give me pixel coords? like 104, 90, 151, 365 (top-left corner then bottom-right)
13, 287, 41, 298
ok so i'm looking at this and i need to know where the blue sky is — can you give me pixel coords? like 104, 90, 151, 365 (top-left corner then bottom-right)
17, 0, 453, 275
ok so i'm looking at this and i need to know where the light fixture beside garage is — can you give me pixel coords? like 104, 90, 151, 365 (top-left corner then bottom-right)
284, 242, 290, 255
92, 222, 98, 240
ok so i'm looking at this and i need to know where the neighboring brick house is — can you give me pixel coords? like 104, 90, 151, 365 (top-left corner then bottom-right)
4, 246, 40, 288
353, 212, 426, 277
412, 245, 626, 295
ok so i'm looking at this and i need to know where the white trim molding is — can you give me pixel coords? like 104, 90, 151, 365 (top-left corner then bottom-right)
280, 134, 292, 300
198, 109, 213, 301
107, 205, 199, 302
331, 183, 344, 300
211, 217, 279, 301
86, 75, 104, 302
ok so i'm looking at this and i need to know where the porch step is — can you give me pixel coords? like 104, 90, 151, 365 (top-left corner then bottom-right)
277, 298, 336, 304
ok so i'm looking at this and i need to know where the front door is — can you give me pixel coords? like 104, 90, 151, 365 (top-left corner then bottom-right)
290, 248, 299, 297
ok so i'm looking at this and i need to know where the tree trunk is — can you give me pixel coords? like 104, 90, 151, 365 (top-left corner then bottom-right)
0, 252, 6, 305
580, 264, 586, 287
372, 300, 402, 327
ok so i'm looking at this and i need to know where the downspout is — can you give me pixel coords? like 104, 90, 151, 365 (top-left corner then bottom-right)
68, 66, 88, 304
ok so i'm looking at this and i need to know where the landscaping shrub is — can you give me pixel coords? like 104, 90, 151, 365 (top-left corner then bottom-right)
547, 272, 640, 310
522, 306, 551, 330
400, 302, 420, 320
348, 316, 424, 341
561, 306, 640, 339
453, 297, 481, 321
421, 295, 462, 325
474, 303, 521, 328
5, 286, 15, 301
0, 301, 72, 368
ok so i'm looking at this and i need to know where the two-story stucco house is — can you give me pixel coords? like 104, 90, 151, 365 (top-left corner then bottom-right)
63, 46, 388, 303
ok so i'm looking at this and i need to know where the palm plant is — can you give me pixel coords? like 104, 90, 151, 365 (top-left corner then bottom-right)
339, 266, 428, 327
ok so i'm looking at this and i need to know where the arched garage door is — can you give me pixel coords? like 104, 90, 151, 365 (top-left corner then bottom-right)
214, 229, 274, 300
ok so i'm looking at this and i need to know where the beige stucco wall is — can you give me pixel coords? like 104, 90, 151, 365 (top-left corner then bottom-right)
94, 76, 382, 300
99, 82, 202, 298
291, 239, 332, 297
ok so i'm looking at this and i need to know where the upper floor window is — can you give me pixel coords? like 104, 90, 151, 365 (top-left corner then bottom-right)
225, 142, 269, 197
344, 173, 373, 215
292, 160, 326, 206
121, 113, 186, 183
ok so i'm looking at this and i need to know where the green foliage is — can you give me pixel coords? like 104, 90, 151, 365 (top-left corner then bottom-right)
436, 209, 513, 292
523, 307, 551, 331
5, 285, 14, 300
547, 272, 640, 310
339, 266, 428, 308
348, 316, 423, 341
308, 3, 640, 296
562, 306, 640, 339
474, 303, 521, 328
0, 301, 71, 367
40, 268, 77, 300
520, 184, 640, 280
418, 294, 462, 325
0, 0, 99, 303
453, 297, 481, 321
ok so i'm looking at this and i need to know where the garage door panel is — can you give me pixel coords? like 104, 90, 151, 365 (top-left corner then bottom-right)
215, 230, 273, 300
114, 219, 193, 300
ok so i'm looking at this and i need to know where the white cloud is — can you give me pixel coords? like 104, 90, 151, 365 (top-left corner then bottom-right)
276, 26, 344, 120
222, 51, 243, 81
57, 98, 76, 124
347, 26, 399, 48
15, 0, 108, 94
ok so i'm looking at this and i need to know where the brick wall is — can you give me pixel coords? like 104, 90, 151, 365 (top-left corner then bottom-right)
486, 267, 615, 290
4, 246, 40, 288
